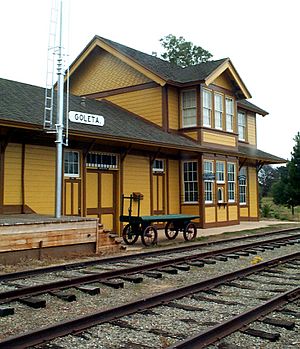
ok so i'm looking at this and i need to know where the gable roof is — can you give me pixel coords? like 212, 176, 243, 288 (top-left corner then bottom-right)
69, 35, 251, 98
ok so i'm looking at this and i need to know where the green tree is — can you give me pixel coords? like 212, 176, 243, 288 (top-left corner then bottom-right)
159, 34, 213, 67
272, 132, 300, 215
258, 165, 279, 197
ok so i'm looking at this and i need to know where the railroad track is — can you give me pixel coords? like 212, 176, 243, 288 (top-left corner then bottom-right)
0, 251, 299, 349
0, 229, 299, 305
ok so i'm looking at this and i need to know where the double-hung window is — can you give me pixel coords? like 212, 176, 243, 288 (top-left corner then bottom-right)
227, 162, 236, 202
203, 89, 212, 127
214, 93, 223, 129
239, 167, 247, 204
238, 111, 246, 141
204, 160, 214, 203
225, 97, 234, 132
64, 151, 80, 177
216, 161, 225, 183
183, 161, 198, 203
182, 90, 197, 127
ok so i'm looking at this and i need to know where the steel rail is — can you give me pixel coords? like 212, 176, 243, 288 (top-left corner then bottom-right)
0, 251, 298, 349
0, 226, 299, 282
0, 233, 299, 304
168, 286, 300, 349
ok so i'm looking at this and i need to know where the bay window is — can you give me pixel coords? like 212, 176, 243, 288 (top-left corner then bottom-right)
204, 160, 214, 203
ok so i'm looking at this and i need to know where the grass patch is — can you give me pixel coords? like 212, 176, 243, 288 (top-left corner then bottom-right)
260, 197, 300, 221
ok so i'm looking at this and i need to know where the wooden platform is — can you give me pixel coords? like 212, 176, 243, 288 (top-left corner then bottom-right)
0, 214, 119, 263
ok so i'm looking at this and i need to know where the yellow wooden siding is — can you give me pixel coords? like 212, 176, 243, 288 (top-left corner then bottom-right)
185, 131, 198, 141
240, 206, 249, 217
168, 86, 179, 130
101, 214, 114, 231
181, 205, 200, 223
205, 206, 216, 223
203, 131, 236, 147
228, 205, 238, 221
70, 49, 151, 96
168, 160, 180, 214
212, 72, 233, 90
248, 167, 258, 217
217, 206, 227, 222
247, 114, 257, 145
24, 145, 55, 214
4, 143, 22, 205
86, 172, 98, 208
101, 173, 113, 208
123, 155, 150, 216
65, 182, 72, 215
105, 87, 163, 126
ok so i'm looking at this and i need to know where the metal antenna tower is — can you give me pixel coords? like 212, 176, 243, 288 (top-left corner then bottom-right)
44, 0, 70, 218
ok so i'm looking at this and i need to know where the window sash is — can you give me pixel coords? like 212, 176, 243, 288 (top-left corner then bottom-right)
214, 94, 223, 129
183, 161, 198, 203
216, 161, 225, 183
238, 111, 246, 141
204, 160, 214, 203
203, 90, 212, 127
64, 151, 80, 177
182, 90, 197, 127
239, 167, 247, 204
227, 162, 236, 202
226, 97, 234, 132
86, 152, 118, 169
153, 159, 164, 173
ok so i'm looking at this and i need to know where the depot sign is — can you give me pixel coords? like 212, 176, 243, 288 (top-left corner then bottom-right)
69, 111, 105, 127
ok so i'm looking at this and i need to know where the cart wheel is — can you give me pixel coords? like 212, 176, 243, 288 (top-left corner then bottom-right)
122, 224, 139, 245
141, 226, 158, 246
183, 222, 197, 241
165, 221, 179, 240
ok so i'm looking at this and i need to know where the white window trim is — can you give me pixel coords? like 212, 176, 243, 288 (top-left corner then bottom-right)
86, 152, 119, 170
216, 161, 225, 184
227, 162, 236, 203
204, 160, 214, 204
182, 161, 198, 204
64, 150, 80, 178
225, 97, 234, 132
182, 89, 197, 128
239, 167, 247, 205
214, 93, 223, 130
238, 111, 246, 141
217, 187, 224, 203
153, 159, 165, 174
202, 89, 212, 128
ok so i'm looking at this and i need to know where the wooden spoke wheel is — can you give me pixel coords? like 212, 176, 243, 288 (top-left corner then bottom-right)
141, 225, 158, 246
122, 224, 139, 245
183, 222, 197, 241
164, 221, 179, 240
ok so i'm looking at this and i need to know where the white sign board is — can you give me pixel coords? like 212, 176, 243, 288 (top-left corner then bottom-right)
69, 111, 105, 127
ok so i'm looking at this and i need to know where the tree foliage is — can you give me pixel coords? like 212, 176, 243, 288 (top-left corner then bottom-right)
159, 34, 213, 67
272, 132, 300, 215
258, 165, 279, 197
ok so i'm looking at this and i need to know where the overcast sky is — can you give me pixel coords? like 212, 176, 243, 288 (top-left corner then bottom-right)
0, 0, 299, 161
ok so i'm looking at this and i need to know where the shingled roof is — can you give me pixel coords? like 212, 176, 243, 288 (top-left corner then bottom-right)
74, 35, 228, 85
238, 99, 269, 116
0, 77, 201, 151
0, 77, 284, 164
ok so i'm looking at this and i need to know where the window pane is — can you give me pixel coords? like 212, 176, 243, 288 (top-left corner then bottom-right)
183, 161, 198, 203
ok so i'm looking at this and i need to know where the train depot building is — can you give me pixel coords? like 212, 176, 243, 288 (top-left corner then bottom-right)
0, 35, 284, 243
